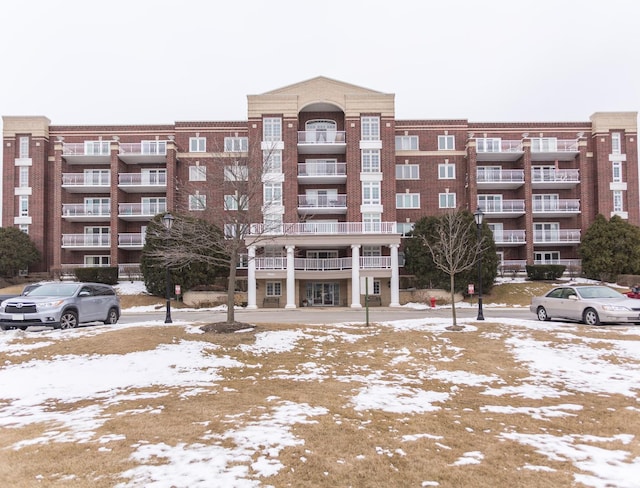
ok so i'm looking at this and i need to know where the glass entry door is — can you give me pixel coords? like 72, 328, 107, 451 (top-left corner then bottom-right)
306, 282, 340, 306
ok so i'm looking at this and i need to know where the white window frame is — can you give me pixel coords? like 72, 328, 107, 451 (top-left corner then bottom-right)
362, 182, 381, 205
18, 224, 29, 234
534, 251, 560, 264
263, 117, 282, 142
84, 169, 110, 185
612, 161, 622, 182
18, 166, 29, 187
142, 197, 166, 214
438, 135, 455, 151
84, 140, 110, 156
397, 222, 414, 236
476, 138, 502, 153
439, 193, 456, 208
224, 194, 248, 211
266, 281, 282, 297
361, 116, 380, 141
396, 193, 420, 208
363, 213, 382, 232
84, 197, 110, 216
372, 280, 381, 296
613, 190, 623, 212
84, 255, 111, 266
263, 182, 282, 206
141, 140, 166, 155
19, 195, 29, 216
438, 163, 455, 179
395, 135, 418, 150
224, 137, 248, 152
224, 164, 248, 181
19, 137, 30, 158
531, 137, 557, 152
189, 137, 206, 152
488, 222, 504, 242
189, 193, 206, 211
189, 165, 207, 181
362, 149, 381, 172
611, 132, 621, 154
478, 194, 502, 212
264, 150, 282, 173
396, 164, 419, 180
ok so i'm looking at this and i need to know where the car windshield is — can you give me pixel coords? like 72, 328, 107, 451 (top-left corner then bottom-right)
576, 286, 624, 299
26, 283, 80, 297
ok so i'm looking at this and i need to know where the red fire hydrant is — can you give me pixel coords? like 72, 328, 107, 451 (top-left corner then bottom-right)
430, 296, 437, 308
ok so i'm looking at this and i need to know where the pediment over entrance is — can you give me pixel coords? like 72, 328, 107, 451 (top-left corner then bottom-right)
247, 76, 395, 118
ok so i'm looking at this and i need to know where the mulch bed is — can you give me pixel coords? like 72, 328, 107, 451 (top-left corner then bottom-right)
200, 322, 256, 334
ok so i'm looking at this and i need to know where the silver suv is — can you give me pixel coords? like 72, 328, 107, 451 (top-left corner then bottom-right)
0, 282, 120, 330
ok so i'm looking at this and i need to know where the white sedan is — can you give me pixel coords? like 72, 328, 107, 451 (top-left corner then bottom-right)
530, 285, 640, 326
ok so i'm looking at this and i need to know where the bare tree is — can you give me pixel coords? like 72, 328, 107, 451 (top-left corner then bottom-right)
420, 210, 488, 328
146, 138, 289, 325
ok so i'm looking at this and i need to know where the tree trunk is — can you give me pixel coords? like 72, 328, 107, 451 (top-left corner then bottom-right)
450, 273, 457, 327
227, 249, 238, 324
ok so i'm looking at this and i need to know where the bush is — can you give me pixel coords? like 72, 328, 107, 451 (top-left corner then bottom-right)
526, 264, 566, 281
74, 267, 119, 285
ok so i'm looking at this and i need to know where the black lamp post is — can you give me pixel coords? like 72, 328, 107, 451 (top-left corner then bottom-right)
473, 206, 485, 321
162, 212, 175, 324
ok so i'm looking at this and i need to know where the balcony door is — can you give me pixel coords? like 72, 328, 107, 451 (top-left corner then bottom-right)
306, 120, 337, 143
306, 282, 340, 306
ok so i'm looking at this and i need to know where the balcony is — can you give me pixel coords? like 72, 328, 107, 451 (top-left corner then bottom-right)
118, 173, 167, 193
62, 173, 111, 193
118, 203, 167, 221
475, 139, 524, 161
298, 162, 347, 184
478, 199, 526, 218
493, 229, 526, 246
118, 142, 168, 164
249, 221, 398, 236
297, 131, 346, 155
62, 234, 111, 250
533, 229, 581, 246
531, 139, 579, 161
118, 233, 146, 249
62, 204, 111, 222
477, 169, 525, 189
254, 256, 392, 271
532, 199, 580, 217
62, 142, 111, 164
531, 168, 580, 189
297, 194, 347, 215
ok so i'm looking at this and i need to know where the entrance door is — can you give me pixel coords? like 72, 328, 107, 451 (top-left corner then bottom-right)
307, 282, 340, 306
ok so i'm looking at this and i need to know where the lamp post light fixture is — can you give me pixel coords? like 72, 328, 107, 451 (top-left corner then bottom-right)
473, 206, 485, 321
162, 212, 175, 324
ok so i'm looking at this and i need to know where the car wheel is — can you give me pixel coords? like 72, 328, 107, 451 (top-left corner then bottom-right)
583, 308, 601, 326
536, 306, 550, 321
60, 311, 78, 329
104, 308, 119, 325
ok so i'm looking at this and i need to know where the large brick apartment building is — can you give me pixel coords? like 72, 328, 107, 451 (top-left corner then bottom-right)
2, 77, 638, 308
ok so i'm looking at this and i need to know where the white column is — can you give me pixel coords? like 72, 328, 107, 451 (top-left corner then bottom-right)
247, 245, 257, 309
351, 244, 362, 308
285, 245, 296, 309
389, 243, 400, 307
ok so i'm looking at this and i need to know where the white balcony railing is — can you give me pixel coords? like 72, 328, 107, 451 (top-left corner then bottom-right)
532, 199, 580, 212
118, 203, 167, 217
62, 142, 110, 156
477, 169, 525, 183
119, 141, 167, 156
118, 233, 146, 247
298, 195, 347, 208
248, 222, 398, 235
531, 139, 579, 153
118, 173, 167, 186
254, 256, 393, 271
298, 162, 347, 176
533, 229, 581, 243
476, 139, 523, 153
62, 204, 110, 217
62, 234, 111, 247
62, 173, 110, 186
298, 131, 346, 144
493, 229, 526, 244
479, 200, 526, 213
531, 168, 580, 183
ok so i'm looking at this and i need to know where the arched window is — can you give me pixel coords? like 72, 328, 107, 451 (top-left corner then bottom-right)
305, 120, 337, 143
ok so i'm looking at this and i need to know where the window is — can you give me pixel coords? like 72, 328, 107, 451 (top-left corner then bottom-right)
19, 137, 29, 158
85, 198, 110, 216
362, 182, 381, 205
224, 164, 248, 181
533, 194, 559, 212
189, 165, 207, 181
396, 193, 420, 208
266, 281, 282, 297
439, 193, 456, 208
534, 223, 560, 242
264, 150, 282, 173
438, 163, 455, 179
395, 135, 418, 150
438, 135, 455, 151
612, 161, 622, 182
189, 137, 206, 152
396, 164, 419, 180
362, 246, 381, 257
141, 169, 166, 185
19, 195, 29, 216
224, 194, 248, 211
476, 138, 501, 153
224, 137, 248, 152
142, 197, 166, 214
477, 194, 502, 212
534, 251, 560, 264
18, 166, 29, 187
361, 116, 380, 140
263, 117, 282, 141
397, 222, 414, 236
263, 183, 282, 205
531, 137, 557, 152
18, 224, 29, 234
611, 132, 621, 154
363, 213, 381, 232
85, 140, 110, 155
84, 169, 110, 185
85, 255, 110, 266
263, 214, 283, 233
189, 193, 206, 211
372, 280, 381, 296
141, 141, 166, 155
488, 223, 504, 242
362, 150, 381, 172
613, 190, 623, 212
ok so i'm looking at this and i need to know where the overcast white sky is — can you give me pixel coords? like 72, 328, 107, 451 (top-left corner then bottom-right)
1, 0, 639, 126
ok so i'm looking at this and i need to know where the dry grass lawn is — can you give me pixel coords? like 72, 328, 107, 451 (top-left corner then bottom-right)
1, 314, 639, 487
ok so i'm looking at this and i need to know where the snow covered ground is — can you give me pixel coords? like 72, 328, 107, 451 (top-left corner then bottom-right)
1, 280, 639, 486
